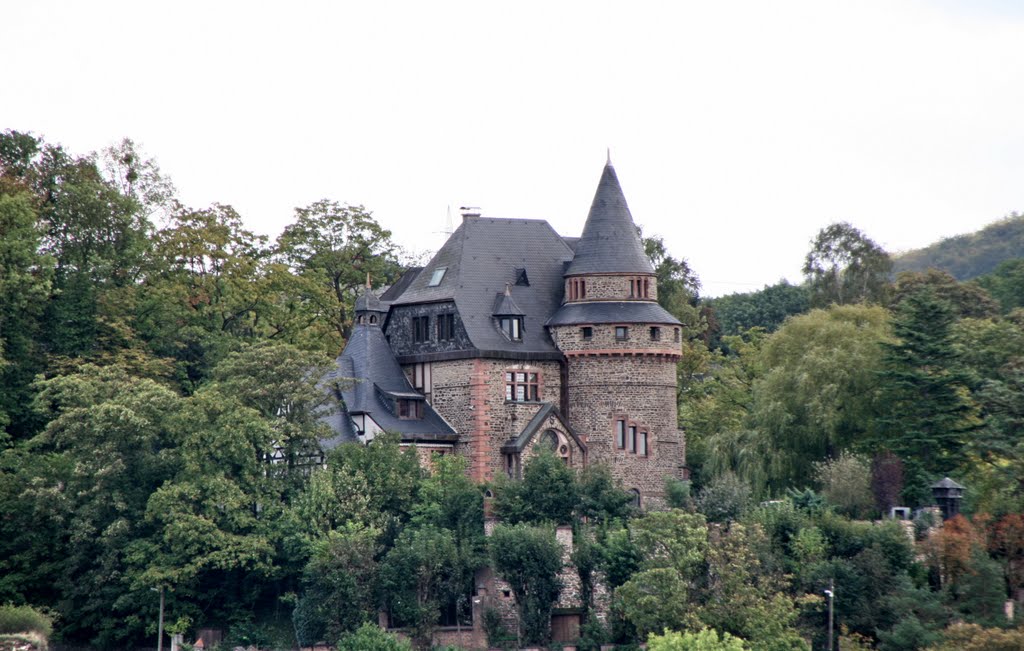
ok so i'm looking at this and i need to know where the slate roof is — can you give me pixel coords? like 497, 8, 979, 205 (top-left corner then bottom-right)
546, 301, 682, 326
354, 286, 385, 313
381, 267, 422, 302
492, 286, 525, 316
565, 163, 655, 276
391, 217, 575, 354
321, 323, 456, 449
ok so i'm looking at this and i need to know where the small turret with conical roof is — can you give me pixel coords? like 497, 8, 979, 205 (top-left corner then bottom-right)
354, 274, 388, 327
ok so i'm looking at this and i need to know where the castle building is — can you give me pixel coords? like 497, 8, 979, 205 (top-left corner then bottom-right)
323, 161, 686, 504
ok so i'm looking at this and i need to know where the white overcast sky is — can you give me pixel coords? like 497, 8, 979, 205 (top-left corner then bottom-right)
3, 1, 1024, 297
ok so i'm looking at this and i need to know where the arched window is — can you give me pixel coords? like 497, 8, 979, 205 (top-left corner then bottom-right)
369, 314, 378, 324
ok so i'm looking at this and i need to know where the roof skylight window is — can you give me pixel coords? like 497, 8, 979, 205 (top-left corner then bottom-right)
427, 267, 447, 287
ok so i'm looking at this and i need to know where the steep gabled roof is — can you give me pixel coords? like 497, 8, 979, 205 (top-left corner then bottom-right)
321, 323, 456, 449
565, 163, 655, 276
500, 403, 586, 454
390, 217, 575, 354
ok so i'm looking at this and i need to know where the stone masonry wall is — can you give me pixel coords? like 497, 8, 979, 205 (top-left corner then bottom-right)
564, 273, 659, 302
429, 357, 565, 483
387, 302, 472, 357
563, 354, 683, 506
550, 319, 681, 355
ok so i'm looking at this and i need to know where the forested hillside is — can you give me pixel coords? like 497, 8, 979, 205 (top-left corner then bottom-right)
3, 132, 1024, 650
892, 213, 1024, 280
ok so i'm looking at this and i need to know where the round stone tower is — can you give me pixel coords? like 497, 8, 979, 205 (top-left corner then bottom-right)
546, 161, 685, 506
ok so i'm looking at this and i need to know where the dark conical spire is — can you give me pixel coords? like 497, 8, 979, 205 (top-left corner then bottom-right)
565, 162, 654, 276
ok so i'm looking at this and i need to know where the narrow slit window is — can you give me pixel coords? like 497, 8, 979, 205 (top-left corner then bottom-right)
616, 419, 626, 449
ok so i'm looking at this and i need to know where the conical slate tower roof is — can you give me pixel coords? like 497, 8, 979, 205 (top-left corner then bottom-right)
565, 162, 655, 276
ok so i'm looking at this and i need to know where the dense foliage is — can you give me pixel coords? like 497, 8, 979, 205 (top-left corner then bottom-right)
3, 131, 1024, 649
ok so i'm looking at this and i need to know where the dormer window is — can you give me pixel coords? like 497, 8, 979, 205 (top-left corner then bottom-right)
427, 267, 447, 287
397, 399, 424, 420
500, 316, 523, 341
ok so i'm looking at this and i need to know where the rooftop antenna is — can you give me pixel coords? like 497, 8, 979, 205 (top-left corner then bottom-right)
607, 147, 611, 165
365, 272, 371, 289
444, 205, 454, 236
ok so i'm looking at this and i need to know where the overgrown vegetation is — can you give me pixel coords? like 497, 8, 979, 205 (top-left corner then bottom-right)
3, 130, 1024, 650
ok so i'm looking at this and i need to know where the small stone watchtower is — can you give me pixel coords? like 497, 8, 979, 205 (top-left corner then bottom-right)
546, 161, 686, 506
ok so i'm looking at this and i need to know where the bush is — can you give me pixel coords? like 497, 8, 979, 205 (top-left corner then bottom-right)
647, 628, 747, 650
336, 622, 411, 651
0, 604, 53, 637
695, 473, 751, 523
814, 452, 874, 518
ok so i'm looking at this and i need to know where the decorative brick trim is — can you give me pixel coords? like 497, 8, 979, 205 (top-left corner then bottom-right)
562, 348, 681, 358
469, 358, 491, 483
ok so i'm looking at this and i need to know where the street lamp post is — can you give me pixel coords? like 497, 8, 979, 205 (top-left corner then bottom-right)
152, 586, 165, 651
824, 580, 835, 651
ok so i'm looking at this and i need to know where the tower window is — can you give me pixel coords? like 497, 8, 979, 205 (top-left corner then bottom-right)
370, 315, 378, 324
581, 326, 593, 340
615, 326, 629, 340
674, 328, 681, 342
505, 371, 539, 402
412, 316, 430, 343
614, 416, 652, 457
650, 326, 661, 341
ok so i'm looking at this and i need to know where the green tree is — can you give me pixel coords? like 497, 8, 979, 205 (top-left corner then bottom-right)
275, 201, 402, 341
491, 448, 579, 525
707, 281, 810, 342
975, 258, 1024, 313
0, 191, 52, 438
803, 221, 892, 307
877, 289, 981, 502
615, 511, 709, 638
814, 452, 874, 519
643, 234, 701, 322
892, 269, 999, 319
647, 628, 747, 651
293, 524, 381, 646
26, 364, 182, 645
379, 525, 463, 647
752, 305, 891, 489
684, 329, 768, 492
489, 523, 563, 647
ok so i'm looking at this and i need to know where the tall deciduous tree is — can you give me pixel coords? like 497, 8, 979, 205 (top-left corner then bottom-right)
752, 305, 891, 489
275, 201, 402, 341
803, 222, 892, 307
0, 192, 52, 437
489, 523, 563, 647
